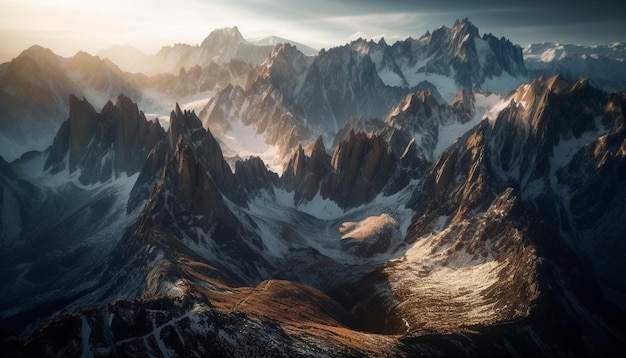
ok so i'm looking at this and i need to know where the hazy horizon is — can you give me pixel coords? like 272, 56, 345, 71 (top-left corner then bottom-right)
1, 0, 625, 63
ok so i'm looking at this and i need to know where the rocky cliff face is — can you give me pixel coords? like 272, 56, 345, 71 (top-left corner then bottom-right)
338, 87, 626, 353
43, 94, 165, 184
234, 156, 279, 197
377, 18, 527, 91
255, 43, 312, 103
298, 43, 408, 132
281, 136, 332, 205
199, 81, 313, 166
167, 104, 250, 205
322, 131, 397, 209
197, 19, 525, 168
280, 132, 402, 210
485, 75, 626, 308
137, 59, 254, 98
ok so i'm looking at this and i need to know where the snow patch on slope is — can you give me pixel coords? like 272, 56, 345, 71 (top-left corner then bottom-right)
339, 214, 397, 240
482, 72, 525, 94
140, 90, 216, 132
433, 92, 503, 158
378, 69, 405, 87
243, 182, 417, 264
221, 117, 282, 174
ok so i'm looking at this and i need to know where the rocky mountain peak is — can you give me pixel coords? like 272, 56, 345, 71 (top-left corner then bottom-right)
168, 103, 203, 150
171, 139, 232, 222
67, 51, 104, 70
282, 136, 332, 205
256, 43, 310, 99
386, 90, 448, 130
234, 156, 278, 197
11, 45, 60, 69
311, 135, 327, 157
322, 131, 397, 209
451, 88, 476, 123
200, 26, 245, 49
167, 103, 252, 205
416, 19, 527, 89
67, 94, 99, 170
44, 94, 165, 184
65, 52, 141, 102
452, 17, 480, 40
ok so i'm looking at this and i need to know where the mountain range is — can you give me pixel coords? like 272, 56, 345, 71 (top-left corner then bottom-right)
1, 19, 626, 356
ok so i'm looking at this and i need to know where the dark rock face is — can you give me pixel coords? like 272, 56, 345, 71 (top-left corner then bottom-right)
333, 116, 389, 147
332, 116, 422, 173
483, 32, 527, 79
44, 94, 165, 184
322, 131, 397, 209
111, 95, 163, 175
281, 136, 332, 205
485, 75, 626, 307
127, 141, 168, 213
67, 95, 99, 171
451, 87, 476, 123
171, 140, 234, 223
280, 132, 402, 209
408, 120, 495, 224
168, 104, 249, 205
43, 121, 70, 174
234, 156, 279, 197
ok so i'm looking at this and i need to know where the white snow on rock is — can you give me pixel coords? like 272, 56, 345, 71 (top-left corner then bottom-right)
221, 116, 283, 174
242, 183, 417, 264
433, 92, 504, 158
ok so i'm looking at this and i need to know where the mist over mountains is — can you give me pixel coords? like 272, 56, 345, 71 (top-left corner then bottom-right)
1, 19, 626, 356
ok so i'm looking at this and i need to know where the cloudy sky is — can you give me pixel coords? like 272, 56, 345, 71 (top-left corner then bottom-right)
1, 0, 624, 63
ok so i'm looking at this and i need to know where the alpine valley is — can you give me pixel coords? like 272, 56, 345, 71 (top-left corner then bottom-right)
1, 19, 626, 357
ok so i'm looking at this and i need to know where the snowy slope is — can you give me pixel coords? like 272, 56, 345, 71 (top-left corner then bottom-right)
1, 154, 142, 329
524, 42, 626, 92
